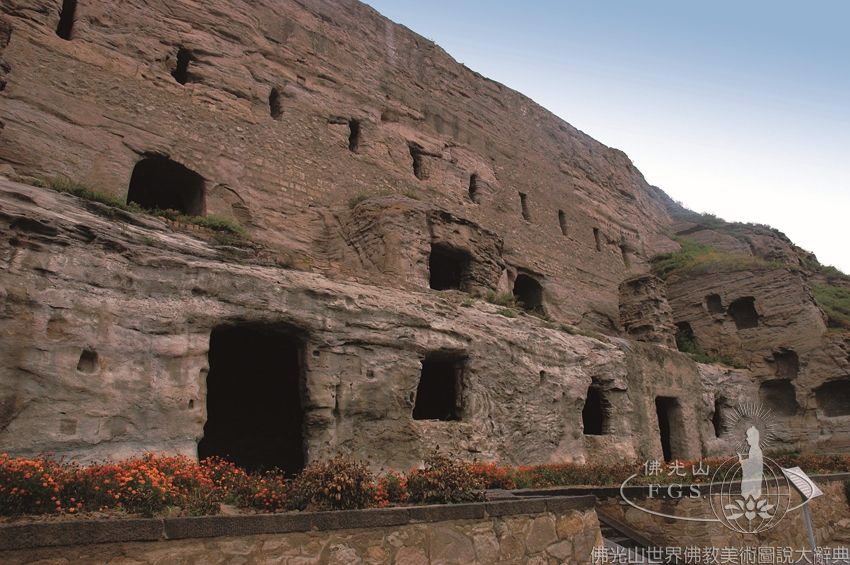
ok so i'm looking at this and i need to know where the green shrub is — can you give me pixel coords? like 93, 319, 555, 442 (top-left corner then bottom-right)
406, 452, 485, 504
496, 307, 517, 318
814, 284, 850, 330
486, 291, 517, 308
286, 456, 378, 511
377, 470, 409, 505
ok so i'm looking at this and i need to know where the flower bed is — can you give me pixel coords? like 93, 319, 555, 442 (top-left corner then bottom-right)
2, 451, 848, 519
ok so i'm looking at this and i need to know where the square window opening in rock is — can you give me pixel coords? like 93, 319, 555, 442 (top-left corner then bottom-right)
815, 380, 850, 417
348, 119, 361, 152
126, 155, 205, 216
705, 293, 724, 314
198, 324, 306, 475
429, 244, 471, 291
413, 352, 465, 421
513, 273, 543, 313
758, 379, 798, 417
729, 296, 759, 329
269, 87, 283, 119
773, 349, 799, 378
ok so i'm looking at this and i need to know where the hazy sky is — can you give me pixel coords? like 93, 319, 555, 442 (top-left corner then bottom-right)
365, 0, 850, 272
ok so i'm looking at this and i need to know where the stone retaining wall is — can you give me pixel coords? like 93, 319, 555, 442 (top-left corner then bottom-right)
0, 495, 601, 564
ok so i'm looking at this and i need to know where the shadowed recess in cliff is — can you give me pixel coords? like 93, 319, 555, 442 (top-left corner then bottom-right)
429, 244, 471, 291
198, 324, 306, 475
126, 155, 205, 216
413, 352, 465, 421
582, 384, 609, 435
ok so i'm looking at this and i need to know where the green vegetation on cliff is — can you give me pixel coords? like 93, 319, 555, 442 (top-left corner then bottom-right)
814, 284, 850, 330
651, 236, 780, 279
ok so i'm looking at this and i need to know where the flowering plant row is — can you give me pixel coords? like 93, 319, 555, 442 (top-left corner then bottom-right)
1, 451, 846, 518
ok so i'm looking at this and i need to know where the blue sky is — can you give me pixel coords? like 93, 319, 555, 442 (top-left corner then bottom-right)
365, 1, 850, 272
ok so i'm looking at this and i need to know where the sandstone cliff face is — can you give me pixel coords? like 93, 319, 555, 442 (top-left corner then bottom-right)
0, 0, 846, 468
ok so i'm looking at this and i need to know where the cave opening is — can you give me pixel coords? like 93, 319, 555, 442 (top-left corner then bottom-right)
815, 380, 850, 417
593, 228, 601, 252
729, 297, 759, 329
348, 119, 361, 152
171, 47, 193, 85
413, 352, 465, 421
198, 324, 306, 475
675, 321, 697, 353
468, 174, 479, 203
269, 87, 283, 119
513, 274, 543, 312
655, 396, 684, 462
705, 294, 724, 315
126, 155, 205, 215
56, 0, 77, 40
558, 210, 568, 236
582, 384, 609, 435
712, 397, 725, 438
429, 244, 471, 291
773, 349, 799, 379
519, 192, 531, 221
409, 143, 424, 180
759, 379, 798, 417
76, 349, 98, 373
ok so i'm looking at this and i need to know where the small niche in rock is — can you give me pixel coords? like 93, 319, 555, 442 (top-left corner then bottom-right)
429, 244, 471, 291
593, 228, 602, 252
773, 349, 799, 379
468, 174, 479, 203
620, 244, 631, 268
712, 397, 726, 438
675, 321, 697, 353
519, 192, 531, 222
582, 384, 610, 435
705, 294, 725, 315
348, 119, 361, 152
759, 379, 798, 417
513, 273, 543, 312
127, 155, 205, 216
815, 380, 850, 417
56, 0, 77, 40
171, 47, 193, 85
409, 142, 425, 180
558, 210, 568, 236
269, 87, 283, 119
76, 349, 98, 373
728, 297, 759, 329
413, 352, 465, 421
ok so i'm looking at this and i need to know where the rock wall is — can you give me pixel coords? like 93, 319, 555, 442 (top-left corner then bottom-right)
0, 496, 602, 564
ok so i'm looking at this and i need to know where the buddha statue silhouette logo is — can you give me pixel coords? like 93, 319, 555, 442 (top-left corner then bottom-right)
709, 403, 792, 534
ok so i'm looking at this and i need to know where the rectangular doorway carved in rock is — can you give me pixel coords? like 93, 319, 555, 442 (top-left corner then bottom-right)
198, 324, 306, 475
654, 396, 684, 462
413, 352, 466, 421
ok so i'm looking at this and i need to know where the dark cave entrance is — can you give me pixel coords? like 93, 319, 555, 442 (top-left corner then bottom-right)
729, 296, 759, 329
773, 348, 799, 378
655, 396, 683, 462
348, 119, 361, 152
171, 47, 193, 85
127, 156, 205, 215
705, 293, 724, 314
582, 384, 609, 435
409, 142, 425, 180
558, 210, 568, 236
269, 87, 283, 119
712, 397, 725, 438
675, 321, 697, 353
815, 380, 850, 417
198, 324, 306, 475
468, 174, 479, 203
759, 379, 798, 417
413, 352, 465, 421
56, 0, 77, 40
429, 244, 471, 291
513, 274, 543, 312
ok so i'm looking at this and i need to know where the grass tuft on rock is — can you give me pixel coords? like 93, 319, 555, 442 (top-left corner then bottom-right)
814, 284, 850, 330
651, 236, 781, 279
